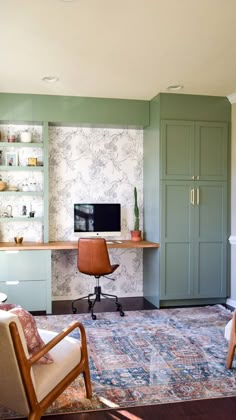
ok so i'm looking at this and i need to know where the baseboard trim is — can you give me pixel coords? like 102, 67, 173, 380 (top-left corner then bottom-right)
229, 235, 236, 245
52, 293, 143, 301
226, 298, 236, 309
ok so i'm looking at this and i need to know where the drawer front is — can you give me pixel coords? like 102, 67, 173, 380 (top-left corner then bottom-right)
0, 280, 47, 311
0, 250, 51, 282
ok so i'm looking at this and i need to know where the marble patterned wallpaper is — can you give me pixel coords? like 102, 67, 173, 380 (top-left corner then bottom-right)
48, 126, 144, 300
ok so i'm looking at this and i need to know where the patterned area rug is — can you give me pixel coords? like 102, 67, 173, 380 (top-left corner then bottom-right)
1, 305, 235, 418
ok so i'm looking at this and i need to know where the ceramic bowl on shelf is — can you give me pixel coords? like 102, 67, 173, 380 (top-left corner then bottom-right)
0, 181, 7, 191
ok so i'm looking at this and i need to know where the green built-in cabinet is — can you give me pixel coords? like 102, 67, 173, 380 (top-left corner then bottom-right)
0, 92, 231, 312
160, 180, 227, 300
0, 250, 51, 312
143, 93, 231, 308
0, 92, 148, 313
160, 120, 228, 302
0, 120, 50, 312
161, 120, 228, 181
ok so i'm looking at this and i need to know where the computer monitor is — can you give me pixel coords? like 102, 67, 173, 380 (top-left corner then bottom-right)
74, 203, 121, 238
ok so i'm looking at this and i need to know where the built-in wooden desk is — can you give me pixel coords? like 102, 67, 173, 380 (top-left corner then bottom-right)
0, 240, 159, 314
0, 240, 160, 251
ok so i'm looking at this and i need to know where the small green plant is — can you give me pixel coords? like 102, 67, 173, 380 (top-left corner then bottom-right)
134, 186, 140, 231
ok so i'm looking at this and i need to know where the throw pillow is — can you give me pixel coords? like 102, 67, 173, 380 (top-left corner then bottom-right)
0, 303, 18, 311
9, 307, 53, 364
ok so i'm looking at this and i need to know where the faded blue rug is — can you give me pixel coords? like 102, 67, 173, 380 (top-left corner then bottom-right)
0, 305, 235, 417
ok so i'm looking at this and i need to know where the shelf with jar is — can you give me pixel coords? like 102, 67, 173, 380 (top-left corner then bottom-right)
0, 123, 43, 145
0, 121, 48, 244
0, 123, 44, 169
0, 177, 43, 194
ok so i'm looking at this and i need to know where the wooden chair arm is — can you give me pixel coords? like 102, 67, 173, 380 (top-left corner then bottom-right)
29, 321, 88, 366
9, 320, 92, 415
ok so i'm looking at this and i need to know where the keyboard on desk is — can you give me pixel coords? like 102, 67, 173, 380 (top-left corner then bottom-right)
106, 240, 123, 244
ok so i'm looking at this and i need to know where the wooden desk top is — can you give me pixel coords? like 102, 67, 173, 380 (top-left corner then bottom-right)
0, 240, 160, 251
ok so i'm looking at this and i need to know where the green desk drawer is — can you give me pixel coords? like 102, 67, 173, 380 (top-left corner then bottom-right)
0, 280, 47, 312
0, 250, 50, 282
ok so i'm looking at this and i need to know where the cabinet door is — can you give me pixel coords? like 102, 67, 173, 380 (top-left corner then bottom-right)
195, 122, 228, 181
161, 120, 195, 180
160, 181, 195, 299
193, 182, 227, 297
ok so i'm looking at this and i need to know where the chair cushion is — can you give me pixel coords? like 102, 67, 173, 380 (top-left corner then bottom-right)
9, 307, 53, 364
225, 319, 232, 341
33, 329, 82, 402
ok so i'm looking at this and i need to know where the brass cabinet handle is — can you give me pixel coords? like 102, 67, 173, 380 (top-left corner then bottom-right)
197, 188, 200, 205
190, 189, 195, 205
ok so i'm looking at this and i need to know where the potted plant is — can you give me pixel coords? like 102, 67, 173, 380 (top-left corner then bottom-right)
131, 186, 142, 241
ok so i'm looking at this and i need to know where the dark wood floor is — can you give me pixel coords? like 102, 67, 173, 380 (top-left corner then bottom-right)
40, 298, 236, 419
51, 296, 156, 315
43, 397, 236, 420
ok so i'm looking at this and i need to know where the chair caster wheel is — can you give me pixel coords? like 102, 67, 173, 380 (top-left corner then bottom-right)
120, 311, 125, 317
92, 314, 97, 320
72, 307, 77, 314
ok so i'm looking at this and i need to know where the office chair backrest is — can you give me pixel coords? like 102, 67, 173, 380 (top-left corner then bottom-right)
78, 238, 113, 276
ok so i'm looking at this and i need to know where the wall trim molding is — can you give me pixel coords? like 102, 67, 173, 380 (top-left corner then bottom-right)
229, 235, 236, 245
226, 298, 236, 309
227, 93, 236, 104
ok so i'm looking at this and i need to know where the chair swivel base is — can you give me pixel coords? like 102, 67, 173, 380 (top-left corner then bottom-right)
72, 285, 125, 320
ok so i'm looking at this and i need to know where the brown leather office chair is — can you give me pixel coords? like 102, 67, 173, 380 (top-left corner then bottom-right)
72, 238, 124, 320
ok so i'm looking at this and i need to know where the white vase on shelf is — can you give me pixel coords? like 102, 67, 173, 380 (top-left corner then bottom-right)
20, 132, 32, 143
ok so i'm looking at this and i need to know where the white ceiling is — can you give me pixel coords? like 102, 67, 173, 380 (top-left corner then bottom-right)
1, 0, 236, 100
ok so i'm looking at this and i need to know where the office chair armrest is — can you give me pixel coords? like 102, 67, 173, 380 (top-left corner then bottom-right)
29, 321, 88, 366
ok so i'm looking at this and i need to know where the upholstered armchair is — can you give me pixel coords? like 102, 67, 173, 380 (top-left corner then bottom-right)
0, 309, 92, 419
225, 309, 236, 368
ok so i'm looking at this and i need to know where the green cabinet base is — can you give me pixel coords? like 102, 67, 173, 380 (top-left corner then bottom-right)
160, 297, 227, 308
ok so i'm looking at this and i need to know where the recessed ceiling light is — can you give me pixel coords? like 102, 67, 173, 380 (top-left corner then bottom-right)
42, 76, 59, 83
167, 85, 184, 91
